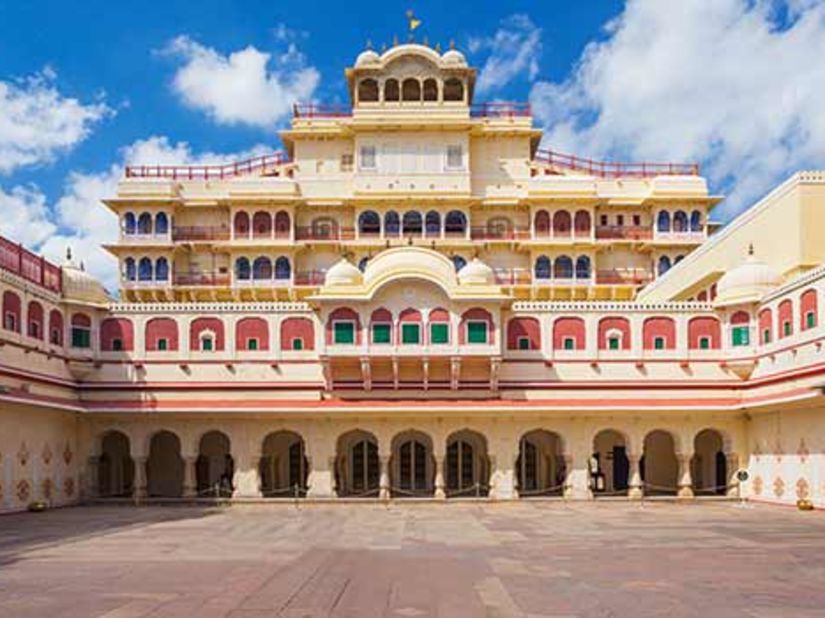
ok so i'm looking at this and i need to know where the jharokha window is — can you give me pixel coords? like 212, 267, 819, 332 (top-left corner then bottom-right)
430, 323, 449, 345
401, 323, 420, 345
371, 323, 391, 344
466, 321, 488, 344
333, 321, 356, 345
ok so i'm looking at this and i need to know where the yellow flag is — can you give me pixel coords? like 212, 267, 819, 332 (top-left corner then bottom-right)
407, 10, 422, 31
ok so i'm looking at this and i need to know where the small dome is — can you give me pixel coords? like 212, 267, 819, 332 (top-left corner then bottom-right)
457, 258, 494, 285
714, 249, 780, 307
355, 49, 380, 67
442, 49, 467, 66
61, 255, 110, 306
325, 258, 363, 286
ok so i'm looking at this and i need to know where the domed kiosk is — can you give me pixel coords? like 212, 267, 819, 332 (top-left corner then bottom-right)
713, 246, 781, 308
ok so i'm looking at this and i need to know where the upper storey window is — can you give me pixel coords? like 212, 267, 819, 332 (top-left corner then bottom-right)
446, 145, 463, 170
443, 78, 464, 102
360, 145, 377, 170
358, 79, 379, 102
384, 79, 400, 101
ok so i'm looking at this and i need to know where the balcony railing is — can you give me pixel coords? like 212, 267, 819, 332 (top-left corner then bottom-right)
493, 269, 533, 285
532, 229, 592, 240
533, 149, 700, 178
471, 227, 531, 241
595, 269, 653, 285
125, 152, 290, 180
470, 102, 531, 118
173, 272, 231, 287
295, 226, 355, 241
0, 236, 62, 293
172, 226, 231, 242
595, 226, 653, 241
293, 270, 327, 286
293, 103, 353, 118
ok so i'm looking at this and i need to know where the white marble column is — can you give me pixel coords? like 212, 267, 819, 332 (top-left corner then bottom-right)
306, 433, 336, 499
489, 440, 518, 500
183, 455, 197, 498
677, 453, 694, 499
379, 455, 390, 500
233, 455, 262, 498
628, 453, 644, 500
726, 452, 740, 498
133, 456, 148, 500
564, 449, 593, 500
434, 454, 446, 500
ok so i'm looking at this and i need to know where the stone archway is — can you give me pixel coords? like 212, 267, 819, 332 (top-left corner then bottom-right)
692, 429, 727, 495
592, 429, 630, 496
390, 430, 434, 497
146, 430, 184, 498
516, 430, 565, 497
260, 430, 308, 497
445, 429, 490, 497
98, 430, 134, 497
642, 430, 679, 496
196, 431, 233, 497
335, 430, 379, 497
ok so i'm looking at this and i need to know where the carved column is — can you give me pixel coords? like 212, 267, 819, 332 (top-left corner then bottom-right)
306, 431, 336, 499
434, 455, 446, 500
564, 444, 593, 500
489, 439, 518, 500
677, 453, 694, 499
628, 453, 644, 500
133, 456, 148, 500
379, 455, 390, 500
726, 452, 740, 498
183, 455, 198, 498
233, 455, 263, 498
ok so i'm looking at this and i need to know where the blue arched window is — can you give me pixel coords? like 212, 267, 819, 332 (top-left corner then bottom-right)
673, 211, 688, 232
124, 213, 136, 235
384, 211, 400, 236
124, 257, 136, 281
658, 256, 672, 276
155, 257, 169, 281
274, 256, 291, 280
253, 257, 272, 280
452, 255, 467, 272
554, 255, 573, 279
236, 257, 251, 281
155, 212, 169, 235
444, 210, 466, 235
534, 256, 551, 280
358, 257, 369, 272
138, 257, 153, 281
575, 255, 591, 279
690, 210, 702, 232
425, 210, 441, 235
358, 210, 380, 235
657, 211, 671, 233
402, 211, 422, 235
137, 212, 153, 235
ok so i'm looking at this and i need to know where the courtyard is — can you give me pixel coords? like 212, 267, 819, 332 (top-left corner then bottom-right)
0, 502, 824, 617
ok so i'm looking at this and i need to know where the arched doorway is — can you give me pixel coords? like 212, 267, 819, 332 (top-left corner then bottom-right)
260, 431, 308, 497
516, 430, 565, 497
146, 431, 184, 497
391, 430, 434, 497
592, 429, 630, 496
98, 431, 134, 497
642, 430, 678, 495
692, 429, 727, 495
196, 431, 233, 497
336, 430, 379, 497
446, 430, 489, 497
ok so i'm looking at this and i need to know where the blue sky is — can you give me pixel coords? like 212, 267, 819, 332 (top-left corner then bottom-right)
1, 0, 824, 289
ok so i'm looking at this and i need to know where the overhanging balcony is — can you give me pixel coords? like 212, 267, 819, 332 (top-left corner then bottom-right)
173, 272, 230, 287
595, 226, 653, 241
172, 226, 231, 242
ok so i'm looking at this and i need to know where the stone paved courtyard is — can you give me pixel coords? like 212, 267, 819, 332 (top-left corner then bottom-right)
1, 502, 825, 617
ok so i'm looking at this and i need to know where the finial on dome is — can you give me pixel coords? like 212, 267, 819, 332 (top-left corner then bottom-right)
748, 243, 754, 256
66, 247, 72, 261
80, 261, 85, 272
435, 42, 442, 53
381, 42, 387, 52
393, 34, 399, 46
423, 36, 429, 46
449, 39, 456, 50
366, 39, 373, 50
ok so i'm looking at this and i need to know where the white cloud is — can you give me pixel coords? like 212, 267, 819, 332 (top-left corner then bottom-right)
530, 0, 825, 219
0, 69, 111, 174
471, 15, 542, 96
164, 35, 320, 128
1, 136, 271, 293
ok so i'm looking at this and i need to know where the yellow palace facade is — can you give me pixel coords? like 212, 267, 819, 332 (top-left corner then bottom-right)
1, 44, 824, 511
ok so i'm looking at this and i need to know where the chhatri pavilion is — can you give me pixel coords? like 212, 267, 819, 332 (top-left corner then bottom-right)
1, 43, 824, 511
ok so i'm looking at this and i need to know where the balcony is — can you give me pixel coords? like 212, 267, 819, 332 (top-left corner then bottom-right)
653, 231, 706, 243
595, 269, 653, 286
595, 226, 653, 241
470, 102, 531, 118
533, 149, 700, 179
531, 230, 592, 241
292, 101, 531, 120
295, 226, 355, 242
493, 269, 533, 285
173, 272, 230, 287
125, 152, 290, 180
172, 225, 231, 242
471, 227, 531, 241
0, 236, 62, 293
293, 270, 327, 286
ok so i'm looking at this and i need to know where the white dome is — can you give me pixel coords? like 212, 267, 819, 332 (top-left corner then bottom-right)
442, 49, 467, 66
61, 258, 110, 306
355, 49, 380, 67
458, 258, 495, 285
324, 258, 363, 287
714, 250, 780, 307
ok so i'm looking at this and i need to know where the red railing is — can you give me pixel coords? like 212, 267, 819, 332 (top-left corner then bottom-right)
0, 236, 62, 293
125, 152, 290, 180
172, 226, 231, 242
471, 227, 531, 241
293, 103, 352, 118
533, 229, 593, 240
295, 226, 355, 241
293, 270, 327, 286
533, 149, 699, 178
173, 272, 230, 287
470, 102, 532, 118
595, 269, 653, 285
595, 226, 653, 241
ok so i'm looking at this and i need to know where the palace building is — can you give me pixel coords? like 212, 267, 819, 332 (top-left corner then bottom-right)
1, 43, 824, 511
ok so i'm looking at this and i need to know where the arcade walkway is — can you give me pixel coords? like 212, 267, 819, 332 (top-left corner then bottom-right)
1, 502, 824, 617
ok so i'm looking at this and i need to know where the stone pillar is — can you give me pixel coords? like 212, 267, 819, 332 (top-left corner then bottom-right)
677, 453, 694, 499
628, 453, 644, 500
183, 455, 197, 498
564, 449, 593, 501
489, 440, 518, 500
379, 455, 390, 500
306, 432, 336, 499
726, 452, 740, 498
133, 456, 148, 500
83, 456, 99, 500
233, 455, 262, 498
434, 455, 446, 500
